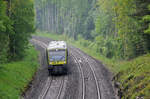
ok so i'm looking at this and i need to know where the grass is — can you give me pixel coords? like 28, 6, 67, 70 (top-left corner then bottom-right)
115, 54, 150, 99
36, 32, 150, 98
0, 45, 39, 99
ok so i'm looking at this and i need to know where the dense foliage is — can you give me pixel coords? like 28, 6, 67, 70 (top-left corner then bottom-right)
0, 0, 12, 63
95, 0, 150, 59
35, 0, 150, 60
0, 0, 35, 63
35, 0, 96, 39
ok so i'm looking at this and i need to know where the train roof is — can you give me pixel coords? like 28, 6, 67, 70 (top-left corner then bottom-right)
47, 41, 67, 50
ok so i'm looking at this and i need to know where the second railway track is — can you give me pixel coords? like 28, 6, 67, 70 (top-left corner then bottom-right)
71, 47, 102, 99
70, 52, 85, 99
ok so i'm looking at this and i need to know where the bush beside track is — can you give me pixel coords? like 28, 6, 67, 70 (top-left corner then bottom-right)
0, 45, 39, 99
36, 32, 150, 98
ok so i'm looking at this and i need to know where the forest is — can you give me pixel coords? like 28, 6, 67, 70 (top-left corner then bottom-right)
0, 0, 150, 98
0, 0, 35, 63
0, 0, 150, 62
35, 0, 150, 60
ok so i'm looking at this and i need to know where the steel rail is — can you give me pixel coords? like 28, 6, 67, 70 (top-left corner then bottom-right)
56, 77, 65, 99
39, 77, 65, 99
31, 39, 47, 48
39, 77, 53, 99
70, 52, 85, 99
72, 47, 101, 99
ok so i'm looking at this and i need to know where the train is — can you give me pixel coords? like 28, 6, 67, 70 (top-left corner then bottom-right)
46, 41, 68, 75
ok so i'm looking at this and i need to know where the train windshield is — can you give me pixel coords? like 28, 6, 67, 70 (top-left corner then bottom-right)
49, 49, 66, 62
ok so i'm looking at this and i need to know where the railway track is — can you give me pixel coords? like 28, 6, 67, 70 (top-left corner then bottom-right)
38, 76, 65, 99
32, 38, 102, 99
38, 77, 52, 99
56, 77, 65, 99
31, 37, 116, 99
31, 39, 65, 99
71, 47, 102, 99
70, 53, 85, 99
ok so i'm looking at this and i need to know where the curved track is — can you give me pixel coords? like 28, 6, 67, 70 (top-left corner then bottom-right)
71, 48, 101, 99
27, 36, 117, 99
70, 49, 101, 99
70, 53, 85, 99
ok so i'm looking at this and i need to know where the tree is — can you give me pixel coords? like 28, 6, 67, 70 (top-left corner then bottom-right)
9, 0, 35, 59
0, 0, 13, 63
35, 0, 150, 60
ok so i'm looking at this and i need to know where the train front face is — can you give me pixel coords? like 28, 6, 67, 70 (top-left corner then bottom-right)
47, 48, 67, 71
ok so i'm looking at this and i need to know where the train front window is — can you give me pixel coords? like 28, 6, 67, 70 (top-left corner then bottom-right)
49, 49, 66, 62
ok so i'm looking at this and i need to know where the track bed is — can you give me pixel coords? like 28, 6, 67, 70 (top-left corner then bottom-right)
23, 36, 117, 99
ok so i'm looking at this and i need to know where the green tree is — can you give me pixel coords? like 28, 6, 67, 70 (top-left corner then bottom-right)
0, 0, 13, 63
9, 0, 35, 59
35, 0, 150, 60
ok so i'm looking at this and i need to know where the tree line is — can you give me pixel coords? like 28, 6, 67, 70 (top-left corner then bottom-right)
0, 0, 35, 63
36, 0, 150, 60
35, 0, 96, 38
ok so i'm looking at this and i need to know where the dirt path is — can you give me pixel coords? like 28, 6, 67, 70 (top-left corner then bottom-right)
23, 36, 117, 99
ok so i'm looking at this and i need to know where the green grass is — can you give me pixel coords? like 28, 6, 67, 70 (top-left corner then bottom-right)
115, 54, 150, 99
36, 32, 150, 98
0, 45, 39, 99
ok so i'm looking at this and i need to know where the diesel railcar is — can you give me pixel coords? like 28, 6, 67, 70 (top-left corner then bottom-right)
46, 41, 68, 74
